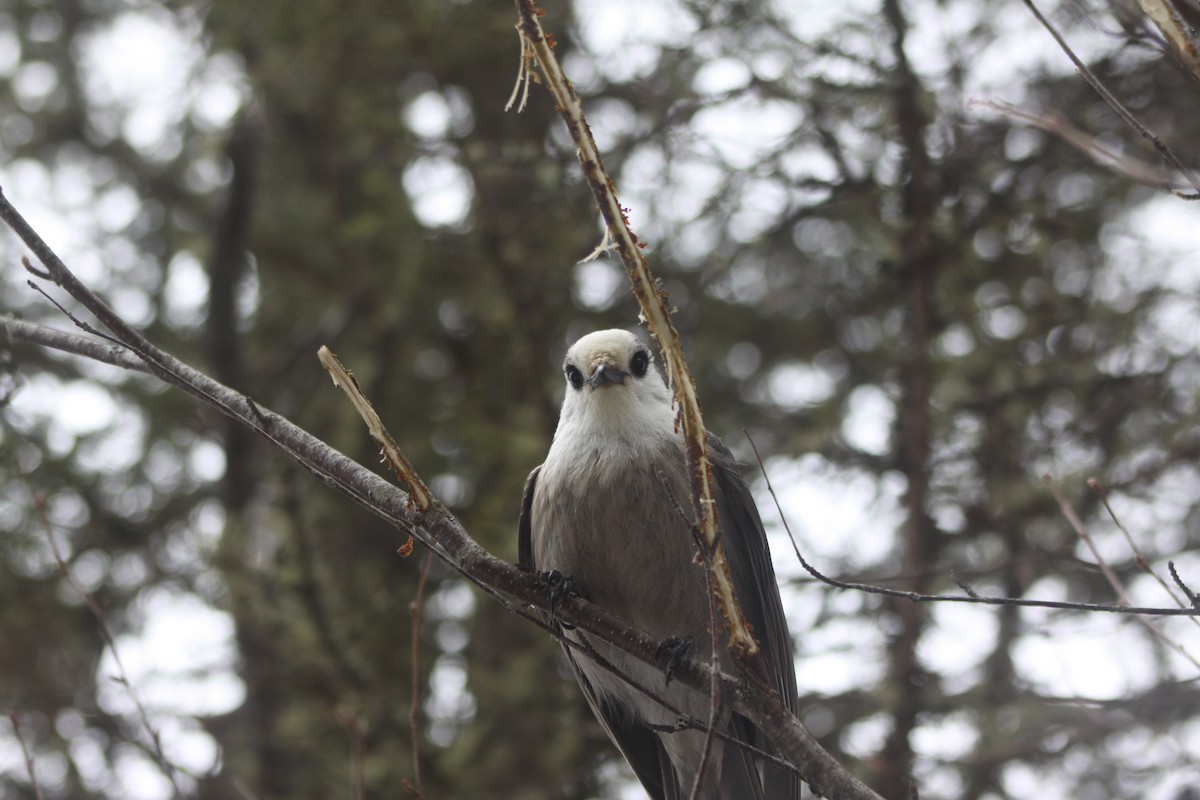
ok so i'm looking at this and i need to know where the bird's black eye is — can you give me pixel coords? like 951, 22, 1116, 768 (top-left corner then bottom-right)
630, 349, 649, 378
565, 363, 584, 390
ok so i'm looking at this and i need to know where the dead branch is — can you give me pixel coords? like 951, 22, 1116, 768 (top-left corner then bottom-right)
1169, 561, 1200, 608
1045, 475, 1200, 673
1089, 477, 1200, 631
1021, 0, 1200, 198
509, 0, 765, 675
318, 345, 433, 513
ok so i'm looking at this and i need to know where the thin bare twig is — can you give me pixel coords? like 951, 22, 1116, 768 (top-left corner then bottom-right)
651, 466, 722, 796
690, 528, 722, 800
793, 552, 1076, 588
742, 431, 1200, 617
7, 710, 46, 800
24, 275, 129, 348
1089, 477, 1200, 630
1, 195, 162, 365
510, 0, 764, 673
1021, 0, 1200, 198
557, 602, 806, 783
652, 469, 726, 797
1044, 475, 1200, 673
1169, 562, 1200, 608
569, 628, 808, 783
1043, 475, 1130, 601
407, 551, 433, 800
33, 499, 187, 799
973, 99, 1192, 192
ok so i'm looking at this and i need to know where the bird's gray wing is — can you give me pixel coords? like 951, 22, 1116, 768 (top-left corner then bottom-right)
518, 466, 540, 570
518, 463, 675, 799
561, 648, 675, 800
708, 431, 802, 798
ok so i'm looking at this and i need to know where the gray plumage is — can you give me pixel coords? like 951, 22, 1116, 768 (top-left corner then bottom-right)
519, 329, 801, 800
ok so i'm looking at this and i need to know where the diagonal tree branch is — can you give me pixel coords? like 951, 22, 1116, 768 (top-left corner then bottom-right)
0, 184, 883, 800
509, 0, 765, 682
1, 315, 152, 373
1045, 475, 1200, 673
1022, 0, 1200, 198
318, 345, 433, 513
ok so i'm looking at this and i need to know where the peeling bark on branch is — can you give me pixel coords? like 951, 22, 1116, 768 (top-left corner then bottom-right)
510, 0, 764, 677
318, 345, 433, 513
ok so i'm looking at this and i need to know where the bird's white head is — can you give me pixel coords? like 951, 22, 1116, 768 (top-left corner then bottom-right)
553, 329, 676, 451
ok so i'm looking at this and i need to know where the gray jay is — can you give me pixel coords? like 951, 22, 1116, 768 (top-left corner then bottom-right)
519, 329, 800, 799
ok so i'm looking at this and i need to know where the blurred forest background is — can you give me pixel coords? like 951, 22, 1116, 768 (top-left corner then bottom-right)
2, 0, 1200, 798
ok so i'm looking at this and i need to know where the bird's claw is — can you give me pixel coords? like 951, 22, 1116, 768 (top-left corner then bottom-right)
545, 569, 582, 629
654, 635, 695, 686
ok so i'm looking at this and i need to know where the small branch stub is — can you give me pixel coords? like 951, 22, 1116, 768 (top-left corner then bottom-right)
318, 345, 433, 515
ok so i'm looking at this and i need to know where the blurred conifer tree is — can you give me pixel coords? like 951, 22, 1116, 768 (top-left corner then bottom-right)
2, 1, 1199, 798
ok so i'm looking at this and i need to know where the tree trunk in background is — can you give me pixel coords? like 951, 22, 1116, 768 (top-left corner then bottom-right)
878, 1, 937, 794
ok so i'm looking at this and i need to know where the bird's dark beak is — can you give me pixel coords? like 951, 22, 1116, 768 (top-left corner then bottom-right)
587, 363, 629, 389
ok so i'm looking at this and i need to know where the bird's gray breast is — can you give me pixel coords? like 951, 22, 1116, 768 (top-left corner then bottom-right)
531, 438, 710, 639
